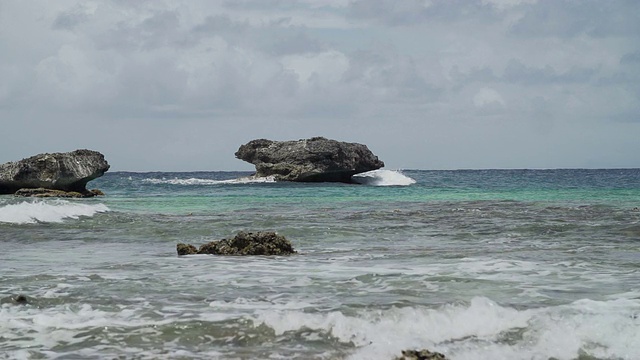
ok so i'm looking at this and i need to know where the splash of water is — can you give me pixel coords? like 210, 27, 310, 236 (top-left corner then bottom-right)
351, 170, 416, 186
0, 200, 109, 224
250, 296, 640, 360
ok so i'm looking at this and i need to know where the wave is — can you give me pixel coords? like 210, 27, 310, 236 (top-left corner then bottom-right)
141, 172, 414, 186
142, 176, 276, 185
351, 169, 416, 186
251, 296, 640, 360
1, 294, 637, 358
0, 200, 109, 224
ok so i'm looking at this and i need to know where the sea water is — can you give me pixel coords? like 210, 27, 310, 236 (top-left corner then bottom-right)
0, 169, 639, 359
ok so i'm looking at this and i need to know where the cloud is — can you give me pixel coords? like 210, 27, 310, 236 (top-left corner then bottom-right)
509, 0, 640, 38
192, 14, 249, 38
473, 87, 505, 107
261, 30, 326, 56
620, 51, 640, 65
481, 0, 539, 11
95, 10, 195, 51
450, 66, 497, 88
502, 59, 597, 84
347, 0, 503, 26
51, 3, 94, 31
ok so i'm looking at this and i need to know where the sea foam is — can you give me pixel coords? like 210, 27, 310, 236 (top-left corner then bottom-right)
142, 176, 276, 185
142, 171, 415, 186
0, 200, 109, 224
250, 296, 640, 360
351, 169, 416, 186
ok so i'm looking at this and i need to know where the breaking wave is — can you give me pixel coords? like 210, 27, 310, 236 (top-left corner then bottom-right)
141, 172, 415, 186
351, 170, 416, 186
251, 296, 640, 360
0, 200, 109, 224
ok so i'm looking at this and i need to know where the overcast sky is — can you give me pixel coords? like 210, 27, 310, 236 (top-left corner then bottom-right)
1, 0, 639, 171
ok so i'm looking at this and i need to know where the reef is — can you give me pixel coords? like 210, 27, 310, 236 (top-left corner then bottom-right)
235, 137, 384, 183
177, 231, 296, 256
14, 187, 105, 198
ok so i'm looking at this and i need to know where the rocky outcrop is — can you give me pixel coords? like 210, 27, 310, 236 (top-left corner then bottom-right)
235, 137, 384, 183
0, 149, 109, 195
177, 231, 296, 256
394, 349, 448, 360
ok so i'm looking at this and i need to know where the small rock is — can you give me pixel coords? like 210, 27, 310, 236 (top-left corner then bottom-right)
13, 294, 28, 305
394, 349, 448, 360
90, 189, 105, 196
177, 243, 198, 255
178, 231, 296, 256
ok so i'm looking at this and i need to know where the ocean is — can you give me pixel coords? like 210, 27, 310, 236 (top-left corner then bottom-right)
0, 169, 639, 360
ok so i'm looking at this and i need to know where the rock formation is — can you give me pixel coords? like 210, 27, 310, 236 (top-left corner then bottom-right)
0, 149, 109, 196
235, 137, 384, 183
177, 231, 296, 256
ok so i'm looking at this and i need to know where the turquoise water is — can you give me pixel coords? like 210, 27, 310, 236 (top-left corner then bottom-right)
1, 169, 639, 359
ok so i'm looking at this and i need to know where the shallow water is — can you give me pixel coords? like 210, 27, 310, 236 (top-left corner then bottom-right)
1, 169, 639, 359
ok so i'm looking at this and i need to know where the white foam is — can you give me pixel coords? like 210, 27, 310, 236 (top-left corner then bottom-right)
0, 302, 180, 355
2, 296, 638, 358
351, 170, 416, 186
250, 296, 640, 360
142, 176, 276, 185
0, 200, 109, 224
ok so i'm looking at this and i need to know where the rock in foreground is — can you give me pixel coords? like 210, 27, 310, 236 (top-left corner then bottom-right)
177, 231, 296, 256
0, 149, 110, 195
394, 349, 448, 360
235, 137, 384, 183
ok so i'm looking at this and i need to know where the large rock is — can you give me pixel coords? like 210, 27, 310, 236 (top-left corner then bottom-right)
0, 149, 110, 195
235, 137, 384, 183
177, 231, 296, 256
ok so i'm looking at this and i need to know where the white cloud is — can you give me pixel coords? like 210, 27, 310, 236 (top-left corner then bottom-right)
473, 87, 506, 108
481, 0, 538, 11
281, 50, 349, 84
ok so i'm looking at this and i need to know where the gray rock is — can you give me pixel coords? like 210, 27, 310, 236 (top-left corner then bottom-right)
235, 137, 384, 183
0, 149, 109, 195
394, 349, 448, 360
177, 231, 296, 256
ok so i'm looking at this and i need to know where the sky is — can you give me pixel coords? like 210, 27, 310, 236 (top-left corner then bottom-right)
1, 0, 639, 171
